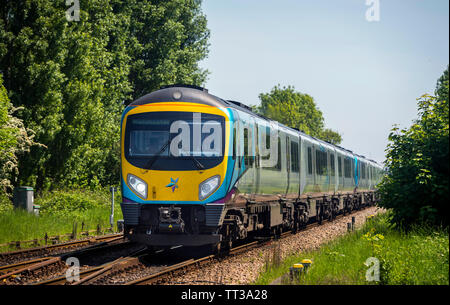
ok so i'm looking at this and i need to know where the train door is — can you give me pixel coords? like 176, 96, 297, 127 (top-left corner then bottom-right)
228, 109, 242, 196
330, 149, 337, 193
254, 123, 261, 196
288, 135, 300, 197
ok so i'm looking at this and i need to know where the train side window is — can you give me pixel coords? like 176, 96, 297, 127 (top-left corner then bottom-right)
330, 153, 335, 176
244, 128, 254, 167
344, 158, 351, 178
315, 149, 327, 176
276, 137, 281, 170
361, 162, 366, 179
352, 160, 355, 180
291, 141, 299, 172
244, 128, 248, 165
307, 147, 312, 175
338, 156, 342, 177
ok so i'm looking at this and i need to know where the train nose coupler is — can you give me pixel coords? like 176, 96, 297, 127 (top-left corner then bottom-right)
158, 206, 185, 233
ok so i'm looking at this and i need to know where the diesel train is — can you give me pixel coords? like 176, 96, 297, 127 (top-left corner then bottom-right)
120, 85, 384, 250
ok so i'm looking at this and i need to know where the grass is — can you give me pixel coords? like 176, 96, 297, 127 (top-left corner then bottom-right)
254, 212, 449, 285
0, 187, 123, 252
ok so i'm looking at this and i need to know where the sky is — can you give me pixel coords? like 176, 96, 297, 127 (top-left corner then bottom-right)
199, 0, 449, 164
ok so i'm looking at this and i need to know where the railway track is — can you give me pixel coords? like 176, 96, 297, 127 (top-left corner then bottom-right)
32, 248, 148, 285
123, 208, 367, 285
113, 209, 359, 285
4, 206, 371, 285
0, 233, 124, 266
123, 219, 332, 285
0, 236, 136, 285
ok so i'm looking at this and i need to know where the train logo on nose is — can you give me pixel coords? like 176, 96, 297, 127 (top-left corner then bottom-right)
166, 178, 179, 192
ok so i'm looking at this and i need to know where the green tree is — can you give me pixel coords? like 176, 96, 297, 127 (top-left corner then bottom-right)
256, 85, 342, 144
120, 0, 210, 100
377, 66, 449, 228
320, 128, 343, 145
0, 0, 210, 190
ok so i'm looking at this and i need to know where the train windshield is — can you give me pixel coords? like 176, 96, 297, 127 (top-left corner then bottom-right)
124, 111, 225, 170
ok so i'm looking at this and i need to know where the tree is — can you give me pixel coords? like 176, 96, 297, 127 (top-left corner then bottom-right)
0, 0, 210, 190
256, 85, 342, 144
120, 0, 210, 100
320, 128, 342, 145
377, 66, 449, 228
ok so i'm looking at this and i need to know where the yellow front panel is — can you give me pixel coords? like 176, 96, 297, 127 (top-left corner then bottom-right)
121, 102, 230, 202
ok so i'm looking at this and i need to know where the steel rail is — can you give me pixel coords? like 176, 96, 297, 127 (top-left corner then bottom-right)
0, 237, 129, 284
0, 233, 123, 263
32, 247, 148, 285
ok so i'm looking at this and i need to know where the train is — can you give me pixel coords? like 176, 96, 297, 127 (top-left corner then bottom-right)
120, 84, 384, 251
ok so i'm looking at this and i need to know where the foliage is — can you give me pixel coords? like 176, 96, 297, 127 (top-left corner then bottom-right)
256, 85, 342, 144
0, 0, 210, 190
0, 74, 40, 196
254, 212, 449, 285
35, 187, 121, 218
377, 66, 449, 228
319, 128, 343, 145
0, 191, 13, 213
0, 188, 124, 249
120, 0, 210, 100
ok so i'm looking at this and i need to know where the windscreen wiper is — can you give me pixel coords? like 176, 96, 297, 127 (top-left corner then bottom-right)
144, 139, 171, 170
190, 155, 205, 170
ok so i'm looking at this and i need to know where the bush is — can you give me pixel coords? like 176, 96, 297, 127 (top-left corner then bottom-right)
36, 188, 120, 220
0, 191, 13, 213
0, 188, 124, 248
377, 66, 449, 228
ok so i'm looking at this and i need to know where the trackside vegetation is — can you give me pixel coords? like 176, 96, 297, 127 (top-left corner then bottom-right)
254, 212, 449, 285
0, 188, 123, 252
377, 67, 449, 228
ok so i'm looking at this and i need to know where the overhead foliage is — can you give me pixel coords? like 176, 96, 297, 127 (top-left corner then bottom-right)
377, 66, 449, 228
256, 85, 342, 144
0, 0, 209, 190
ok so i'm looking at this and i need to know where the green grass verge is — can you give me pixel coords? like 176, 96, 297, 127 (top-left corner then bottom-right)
0, 188, 123, 252
254, 212, 449, 285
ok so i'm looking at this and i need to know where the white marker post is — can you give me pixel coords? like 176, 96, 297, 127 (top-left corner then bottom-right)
110, 186, 116, 230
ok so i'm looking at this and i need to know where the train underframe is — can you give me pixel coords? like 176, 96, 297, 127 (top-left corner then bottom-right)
122, 190, 379, 251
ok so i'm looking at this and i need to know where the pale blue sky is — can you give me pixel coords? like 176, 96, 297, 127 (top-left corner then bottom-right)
199, 0, 449, 163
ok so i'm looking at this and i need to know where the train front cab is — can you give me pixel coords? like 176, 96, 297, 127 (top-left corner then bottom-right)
120, 101, 234, 248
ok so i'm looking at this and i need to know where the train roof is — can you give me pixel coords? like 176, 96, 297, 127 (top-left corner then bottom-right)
129, 85, 383, 168
129, 85, 227, 108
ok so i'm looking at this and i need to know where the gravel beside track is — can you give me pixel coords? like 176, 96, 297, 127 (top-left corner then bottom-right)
164, 206, 383, 285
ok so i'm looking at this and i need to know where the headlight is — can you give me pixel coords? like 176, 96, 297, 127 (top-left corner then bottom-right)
127, 174, 148, 199
199, 175, 220, 200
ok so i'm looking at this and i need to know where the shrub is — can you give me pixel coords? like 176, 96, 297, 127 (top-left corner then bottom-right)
377, 66, 449, 228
